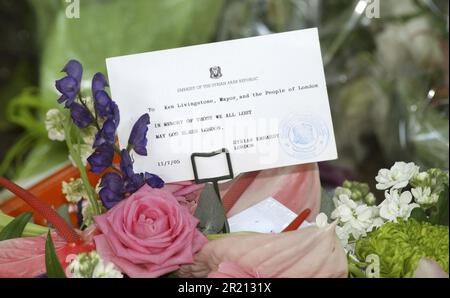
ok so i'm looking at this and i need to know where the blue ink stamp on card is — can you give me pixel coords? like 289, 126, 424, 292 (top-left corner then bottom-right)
279, 114, 329, 159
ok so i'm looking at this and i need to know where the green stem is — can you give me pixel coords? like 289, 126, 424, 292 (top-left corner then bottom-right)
64, 119, 101, 216
348, 263, 366, 278
347, 254, 368, 278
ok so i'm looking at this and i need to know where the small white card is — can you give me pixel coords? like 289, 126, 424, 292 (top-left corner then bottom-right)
106, 28, 337, 182
228, 197, 309, 233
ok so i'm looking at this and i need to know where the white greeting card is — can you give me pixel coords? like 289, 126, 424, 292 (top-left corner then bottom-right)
106, 28, 337, 182
228, 197, 310, 233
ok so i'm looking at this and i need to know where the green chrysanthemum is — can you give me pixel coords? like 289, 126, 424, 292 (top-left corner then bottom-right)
355, 219, 449, 277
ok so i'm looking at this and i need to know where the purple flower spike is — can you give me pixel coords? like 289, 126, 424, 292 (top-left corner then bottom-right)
92, 72, 108, 96
93, 90, 112, 118
116, 149, 165, 194
62, 59, 83, 83
99, 172, 124, 209
128, 114, 150, 156
109, 101, 120, 128
56, 60, 83, 107
119, 149, 145, 193
56, 76, 79, 106
125, 173, 145, 193
69, 102, 94, 128
87, 143, 114, 173
120, 149, 135, 179
144, 173, 164, 189
93, 119, 116, 148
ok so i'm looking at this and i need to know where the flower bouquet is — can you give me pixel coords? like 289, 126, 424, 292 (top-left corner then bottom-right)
0, 60, 345, 278
0, 60, 448, 278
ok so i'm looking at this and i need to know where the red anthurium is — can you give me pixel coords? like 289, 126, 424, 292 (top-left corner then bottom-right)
0, 176, 97, 277
0, 176, 80, 243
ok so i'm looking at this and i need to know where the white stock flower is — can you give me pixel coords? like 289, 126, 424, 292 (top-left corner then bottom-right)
62, 178, 88, 203
315, 213, 329, 228
375, 162, 419, 190
414, 172, 429, 183
335, 225, 353, 252
379, 189, 419, 222
331, 194, 380, 240
45, 109, 66, 141
81, 125, 97, 146
411, 187, 439, 205
92, 261, 123, 278
315, 212, 353, 252
69, 143, 94, 166
81, 199, 103, 227
369, 216, 385, 231
334, 186, 352, 197
68, 256, 83, 277
364, 193, 376, 206
68, 251, 122, 278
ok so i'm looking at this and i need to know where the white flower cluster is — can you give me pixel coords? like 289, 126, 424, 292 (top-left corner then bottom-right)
375, 162, 427, 221
331, 194, 384, 239
45, 96, 97, 166
63, 178, 103, 227
376, 162, 442, 208
81, 199, 103, 227
45, 109, 66, 141
411, 187, 438, 206
375, 162, 419, 190
320, 188, 384, 252
316, 161, 435, 252
62, 178, 88, 203
378, 189, 418, 222
68, 251, 122, 278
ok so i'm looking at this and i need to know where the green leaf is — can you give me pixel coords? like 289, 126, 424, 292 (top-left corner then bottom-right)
410, 207, 428, 223
0, 212, 49, 237
320, 188, 335, 218
194, 183, 229, 235
45, 231, 66, 278
429, 185, 449, 226
0, 212, 33, 241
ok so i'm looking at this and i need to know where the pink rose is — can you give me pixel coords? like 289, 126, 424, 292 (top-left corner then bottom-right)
163, 181, 205, 214
94, 184, 208, 277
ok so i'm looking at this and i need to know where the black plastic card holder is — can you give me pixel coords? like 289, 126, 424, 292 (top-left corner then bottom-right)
191, 148, 234, 233
191, 148, 234, 184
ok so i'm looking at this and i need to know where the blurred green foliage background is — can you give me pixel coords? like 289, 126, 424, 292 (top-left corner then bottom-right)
0, 0, 448, 188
